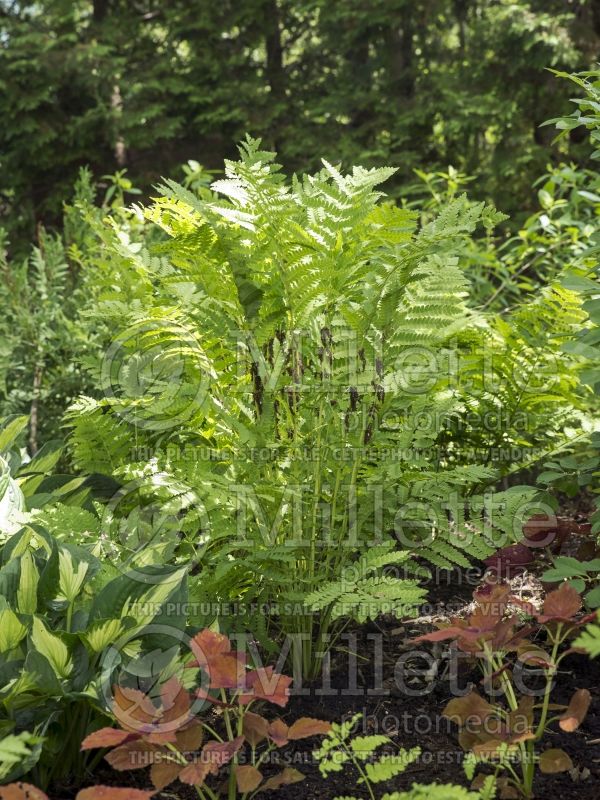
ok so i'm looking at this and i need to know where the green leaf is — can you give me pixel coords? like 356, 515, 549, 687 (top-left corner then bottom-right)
581, 559, 600, 572
30, 616, 72, 679
0, 608, 27, 652
584, 585, 600, 609
82, 618, 128, 653
576, 190, 600, 202
0, 416, 29, 453
541, 556, 588, 581
56, 548, 89, 604
89, 564, 187, 623
19, 440, 64, 476
17, 550, 39, 614
0, 731, 42, 783
574, 617, 600, 657
19, 650, 63, 695
567, 577, 587, 594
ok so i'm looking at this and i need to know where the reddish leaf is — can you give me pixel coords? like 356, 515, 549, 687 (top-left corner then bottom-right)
0, 784, 49, 799
443, 690, 495, 726
235, 765, 263, 792
259, 767, 304, 791
80, 728, 139, 750
159, 676, 191, 726
539, 748, 573, 773
287, 718, 332, 740
150, 760, 183, 790
559, 688, 591, 732
538, 582, 582, 623
144, 729, 178, 745
412, 626, 466, 643
506, 696, 534, 736
489, 617, 525, 650
105, 740, 159, 771
524, 515, 589, 552
495, 778, 519, 799
517, 645, 555, 670
188, 629, 246, 689
472, 738, 508, 757
207, 653, 246, 689
112, 686, 159, 732
458, 729, 479, 751
178, 760, 212, 787
195, 687, 233, 708
243, 711, 270, 746
202, 736, 245, 770
267, 719, 289, 747
523, 514, 559, 546
76, 789, 155, 800
189, 629, 231, 665
414, 584, 521, 653
175, 721, 204, 752
472, 582, 512, 618
484, 544, 534, 578
178, 736, 245, 785
240, 667, 292, 707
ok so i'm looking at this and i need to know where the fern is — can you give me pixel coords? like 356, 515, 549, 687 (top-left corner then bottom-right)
0, 731, 43, 783
65, 139, 581, 677
330, 780, 495, 800
361, 749, 421, 784
381, 778, 496, 799
307, 576, 426, 624
574, 612, 600, 657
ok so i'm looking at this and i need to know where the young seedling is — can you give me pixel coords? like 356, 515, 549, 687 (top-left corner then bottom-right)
81, 629, 331, 800
314, 712, 421, 800
413, 581, 593, 799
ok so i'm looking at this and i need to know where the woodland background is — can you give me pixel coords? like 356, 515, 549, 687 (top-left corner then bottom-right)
2, 0, 600, 252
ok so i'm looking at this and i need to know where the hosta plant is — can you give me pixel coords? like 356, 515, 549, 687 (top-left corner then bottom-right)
0, 414, 71, 537
0, 525, 188, 787
81, 628, 331, 800
414, 581, 593, 798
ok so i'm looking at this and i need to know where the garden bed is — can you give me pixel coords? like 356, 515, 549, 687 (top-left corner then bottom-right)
51, 542, 600, 800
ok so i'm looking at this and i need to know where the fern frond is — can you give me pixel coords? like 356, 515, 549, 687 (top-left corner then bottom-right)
361, 748, 421, 784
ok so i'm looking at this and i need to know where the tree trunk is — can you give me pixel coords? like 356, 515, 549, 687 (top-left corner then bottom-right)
264, 0, 286, 147
93, 0, 110, 24
385, 5, 415, 101
265, 0, 285, 105
350, 35, 371, 130
453, 0, 469, 54
111, 84, 127, 166
29, 364, 43, 456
